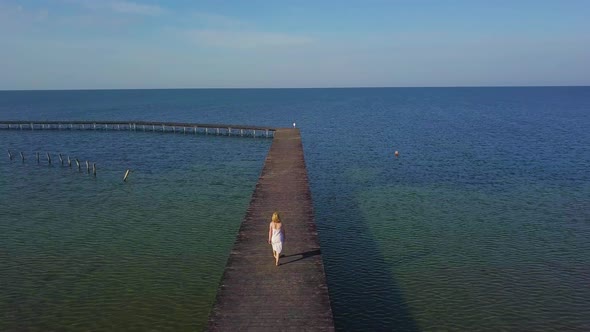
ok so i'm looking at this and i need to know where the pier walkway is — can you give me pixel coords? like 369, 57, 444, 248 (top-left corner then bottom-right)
207, 128, 334, 331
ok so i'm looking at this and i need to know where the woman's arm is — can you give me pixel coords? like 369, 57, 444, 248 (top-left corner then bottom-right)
268, 223, 272, 244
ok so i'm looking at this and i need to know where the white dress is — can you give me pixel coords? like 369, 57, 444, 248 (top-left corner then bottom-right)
271, 225, 284, 254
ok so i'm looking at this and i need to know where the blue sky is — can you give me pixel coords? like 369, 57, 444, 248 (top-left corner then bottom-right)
1, 0, 589, 89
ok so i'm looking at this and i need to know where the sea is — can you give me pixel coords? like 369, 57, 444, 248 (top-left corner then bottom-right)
1, 87, 589, 331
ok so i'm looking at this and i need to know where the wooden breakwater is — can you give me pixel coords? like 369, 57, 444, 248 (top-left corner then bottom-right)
0, 120, 275, 138
207, 128, 334, 331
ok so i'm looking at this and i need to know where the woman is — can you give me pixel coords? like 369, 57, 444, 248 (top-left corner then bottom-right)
268, 211, 285, 266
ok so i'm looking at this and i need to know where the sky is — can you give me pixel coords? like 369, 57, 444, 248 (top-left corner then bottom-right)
1, 0, 589, 89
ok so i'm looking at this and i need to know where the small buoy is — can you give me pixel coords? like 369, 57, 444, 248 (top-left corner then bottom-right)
123, 169, 131, 182
394, 150, 399, 157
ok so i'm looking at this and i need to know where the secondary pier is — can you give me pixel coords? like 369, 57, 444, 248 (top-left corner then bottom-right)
207, 128, 334, 331
0, 120, 275, 138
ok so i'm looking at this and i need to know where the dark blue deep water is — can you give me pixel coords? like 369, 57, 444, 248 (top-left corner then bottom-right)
1, 87, 589, 331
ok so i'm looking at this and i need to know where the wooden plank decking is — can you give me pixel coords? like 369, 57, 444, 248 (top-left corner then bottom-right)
207, 128, 334, 331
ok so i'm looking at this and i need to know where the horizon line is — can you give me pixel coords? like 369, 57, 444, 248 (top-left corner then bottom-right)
1, 84, 589, 92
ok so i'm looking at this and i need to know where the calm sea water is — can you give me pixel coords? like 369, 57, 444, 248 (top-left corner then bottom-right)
1, 87, 589, 331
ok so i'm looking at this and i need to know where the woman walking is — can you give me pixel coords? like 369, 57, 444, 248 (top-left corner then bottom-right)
268, 212, 285, 266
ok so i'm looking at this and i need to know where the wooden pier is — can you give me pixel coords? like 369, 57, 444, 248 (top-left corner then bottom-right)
207, 128, 334, 331
0, 120, 275, 138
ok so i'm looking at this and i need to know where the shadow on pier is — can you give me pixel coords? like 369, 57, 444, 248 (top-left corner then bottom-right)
281, 249, 321, 265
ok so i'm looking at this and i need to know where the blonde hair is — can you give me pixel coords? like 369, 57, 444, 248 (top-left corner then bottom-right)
271, 211, 281, 223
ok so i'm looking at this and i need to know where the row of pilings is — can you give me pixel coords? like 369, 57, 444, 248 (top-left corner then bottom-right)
7, 149, 134, 181
8, 149, 97, 176
0, 121, 276, 138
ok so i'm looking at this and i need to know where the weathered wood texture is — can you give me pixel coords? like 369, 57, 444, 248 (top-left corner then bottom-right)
207, 128, 334, 331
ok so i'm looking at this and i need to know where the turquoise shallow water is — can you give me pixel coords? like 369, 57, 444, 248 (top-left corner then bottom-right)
0, 129, 270, 331
1, 87, 589, 331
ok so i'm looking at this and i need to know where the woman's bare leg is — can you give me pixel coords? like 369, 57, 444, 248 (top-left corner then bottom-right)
275, 254, 279, 266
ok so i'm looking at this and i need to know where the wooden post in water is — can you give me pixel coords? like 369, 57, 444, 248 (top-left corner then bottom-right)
75, 158, 80, 171
93, 163, 96, 176
46, 152, 51, 165
20, 152, 24, 162
123, 169, 131, 182
7, 149, 13, 160
59, 153, 63, 165
68, 156, 72, 167
86, 161, 90, 173
36, 152, 40, 164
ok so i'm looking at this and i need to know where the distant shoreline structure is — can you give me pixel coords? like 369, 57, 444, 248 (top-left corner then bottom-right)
0, 120, 278, 138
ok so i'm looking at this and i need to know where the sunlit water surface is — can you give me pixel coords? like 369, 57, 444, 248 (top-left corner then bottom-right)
1, 87, 589, 331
